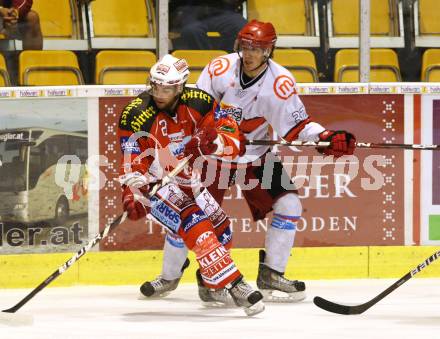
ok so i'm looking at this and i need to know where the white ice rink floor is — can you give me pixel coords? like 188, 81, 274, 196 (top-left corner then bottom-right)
1, 278, 439, 339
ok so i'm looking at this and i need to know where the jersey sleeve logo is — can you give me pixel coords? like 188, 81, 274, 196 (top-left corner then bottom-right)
208, 57, 230, 77
273, 75, 297, 100
214, 105, 228, 121
219, 102, 242, 123
120, 137, 141, 154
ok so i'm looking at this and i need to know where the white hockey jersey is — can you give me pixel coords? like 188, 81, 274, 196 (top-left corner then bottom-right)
196, 53, 325, 163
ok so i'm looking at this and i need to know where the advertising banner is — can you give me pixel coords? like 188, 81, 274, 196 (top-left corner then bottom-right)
99, 94, 405, 250
0, 98, 89, 254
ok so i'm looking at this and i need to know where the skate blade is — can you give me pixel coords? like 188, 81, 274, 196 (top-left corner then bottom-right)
0, 311, 34, 326
244, 300, 265, 316
260, 289, 306, 303
137, 291, 172, 300
200, 295, 236, 308
201, 300, 234, 308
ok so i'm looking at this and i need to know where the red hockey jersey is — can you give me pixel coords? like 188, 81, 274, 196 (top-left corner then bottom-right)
118, 87, 241, 187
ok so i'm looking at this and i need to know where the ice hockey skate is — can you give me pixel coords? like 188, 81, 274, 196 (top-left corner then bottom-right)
139, 258, 190, 298
256, 250, 306, 302
226, 275, 265, 316
196, 269, 234, 307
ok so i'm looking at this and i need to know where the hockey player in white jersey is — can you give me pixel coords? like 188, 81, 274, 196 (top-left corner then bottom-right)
140, 20, 356, 303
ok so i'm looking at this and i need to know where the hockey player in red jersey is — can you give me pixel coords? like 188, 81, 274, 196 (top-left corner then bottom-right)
118, 54, 264, 315
142, 21, 356, 304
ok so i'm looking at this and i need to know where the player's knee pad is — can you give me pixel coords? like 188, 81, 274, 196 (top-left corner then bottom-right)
273, 193, 302, 217
270, 193, 301, 231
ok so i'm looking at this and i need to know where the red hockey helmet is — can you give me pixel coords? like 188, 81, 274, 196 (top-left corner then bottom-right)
235, 20, 277, 50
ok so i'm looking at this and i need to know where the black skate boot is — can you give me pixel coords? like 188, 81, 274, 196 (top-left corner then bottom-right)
139, 258, 190, 298
256, 249, 306, 302
196, 269, 234, 307
226, 275, 265, 316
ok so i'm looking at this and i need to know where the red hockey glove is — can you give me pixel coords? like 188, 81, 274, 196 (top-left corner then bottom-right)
122, 185, 150, 221
184, 128, 219, 164
318, 130, 356, 158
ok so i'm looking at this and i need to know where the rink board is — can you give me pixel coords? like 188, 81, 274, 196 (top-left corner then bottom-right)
0, 83, 440, 287
1, 245, 440, 288
97, 93, 408, 250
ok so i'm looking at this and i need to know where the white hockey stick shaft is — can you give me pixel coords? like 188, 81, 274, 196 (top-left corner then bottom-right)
246, 139, 440, 150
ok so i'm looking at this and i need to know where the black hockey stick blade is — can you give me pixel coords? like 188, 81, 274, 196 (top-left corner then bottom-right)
313, 296, 366, 315
313, 273, 409, 315
313, 250, 440, 315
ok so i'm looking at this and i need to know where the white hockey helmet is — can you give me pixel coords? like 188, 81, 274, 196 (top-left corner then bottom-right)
149, 54, 190, 87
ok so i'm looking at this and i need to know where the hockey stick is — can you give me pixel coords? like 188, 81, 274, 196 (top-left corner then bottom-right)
0, 157, 189, 325
246, 139, 440, 150
313, 249, 440, 315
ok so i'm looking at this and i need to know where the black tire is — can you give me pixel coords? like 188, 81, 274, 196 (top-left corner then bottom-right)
54, 197, 69, 226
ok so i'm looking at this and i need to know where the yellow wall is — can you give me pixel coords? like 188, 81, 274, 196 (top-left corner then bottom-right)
1, 246, 440, 288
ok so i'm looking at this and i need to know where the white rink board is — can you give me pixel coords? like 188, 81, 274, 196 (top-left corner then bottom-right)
1, 278, 440, 339
0, 82, 440, 99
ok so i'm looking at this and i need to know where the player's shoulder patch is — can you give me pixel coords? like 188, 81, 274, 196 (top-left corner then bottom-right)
119, 91, 158, 132
180, 87, 215, 116
272, 74, 297, 100
268, 60, 298, 100
207, 55, 233, 78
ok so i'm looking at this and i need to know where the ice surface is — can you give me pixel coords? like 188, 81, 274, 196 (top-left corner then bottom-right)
1, 278, 440, 339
